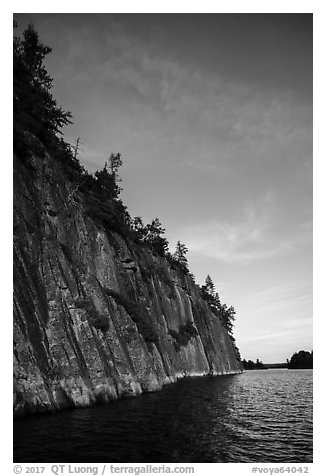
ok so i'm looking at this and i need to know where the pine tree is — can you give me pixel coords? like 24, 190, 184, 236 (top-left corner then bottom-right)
109, 153, 122, 175
201, 275, 219, 307
173, 241, 189, 269
199, 275, 235, 335
204, 275, 215, 295
108, 153, 123, 192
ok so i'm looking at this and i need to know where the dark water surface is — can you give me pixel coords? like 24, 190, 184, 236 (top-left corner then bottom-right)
13, 369, 313, 463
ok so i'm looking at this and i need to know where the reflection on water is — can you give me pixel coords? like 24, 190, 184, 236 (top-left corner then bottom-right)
13, 369, 313, 463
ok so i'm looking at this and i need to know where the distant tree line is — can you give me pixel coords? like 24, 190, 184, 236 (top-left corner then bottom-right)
287, 350, 313, 369
241, 351, 313, 370
242, 358, 267, 370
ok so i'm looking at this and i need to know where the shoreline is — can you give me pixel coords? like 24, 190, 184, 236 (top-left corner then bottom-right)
14, 367, 243, 419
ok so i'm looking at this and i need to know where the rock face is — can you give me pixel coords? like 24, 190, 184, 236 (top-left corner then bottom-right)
13, 153, 242, 417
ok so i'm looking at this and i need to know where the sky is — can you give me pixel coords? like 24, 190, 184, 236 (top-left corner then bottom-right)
14, 13, 313, 363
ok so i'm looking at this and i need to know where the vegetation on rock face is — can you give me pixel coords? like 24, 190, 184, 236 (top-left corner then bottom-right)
287, 350, 313, 369
105, 289, 158, 347
168, 320, 198, 351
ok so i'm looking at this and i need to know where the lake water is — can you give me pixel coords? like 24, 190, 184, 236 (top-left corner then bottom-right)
13, 369, 313, 463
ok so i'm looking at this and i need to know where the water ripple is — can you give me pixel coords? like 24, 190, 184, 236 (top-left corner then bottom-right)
14, 369, 313, 463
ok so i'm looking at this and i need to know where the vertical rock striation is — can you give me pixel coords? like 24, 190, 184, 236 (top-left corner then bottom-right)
13, 153, 242, 417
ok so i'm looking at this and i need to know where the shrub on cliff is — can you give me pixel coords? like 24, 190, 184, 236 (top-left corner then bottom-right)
105, 288, 158, 348
169, 320, 198, 351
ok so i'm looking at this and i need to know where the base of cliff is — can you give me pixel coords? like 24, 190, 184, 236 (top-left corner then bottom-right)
14, 368, 242, 418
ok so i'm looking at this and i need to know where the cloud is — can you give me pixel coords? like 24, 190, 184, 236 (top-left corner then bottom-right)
247, 281, 312, 305
49, 16, 311, 189
237, 315, 312, 347
240, 330, 296, 344
180, 194, 311, 264
240, 326, 312, 345
245, 295, 312, 316
279, 317, 313, 329
88, 20, 312, 170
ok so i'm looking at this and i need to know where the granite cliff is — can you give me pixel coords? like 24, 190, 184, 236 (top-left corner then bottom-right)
13, 150, 242, 417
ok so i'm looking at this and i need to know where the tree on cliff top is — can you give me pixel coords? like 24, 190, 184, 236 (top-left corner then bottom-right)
219, 304, 236, 335
94, 156, 123, 201
142, 218, 169, 257
14, 23, 72, 156
172, 241, 189, 271
200, 275, 221, 312
202, 275, 216, 296
200, 275, 235, 335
